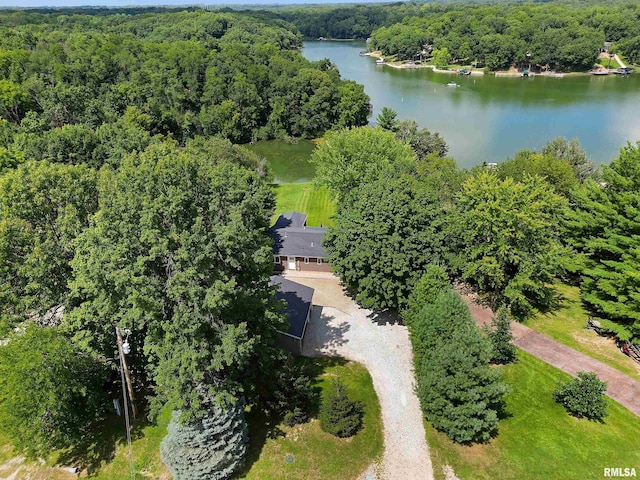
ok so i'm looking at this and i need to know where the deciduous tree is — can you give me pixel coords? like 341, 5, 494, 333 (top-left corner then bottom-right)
324, 174, 445, 309
449, 172, 570, 316
0, 325, 107, 458
312, 126, 416, 199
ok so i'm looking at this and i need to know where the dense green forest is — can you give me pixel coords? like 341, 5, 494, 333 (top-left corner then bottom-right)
267, 2, 640, 71
0, 8, 369, 172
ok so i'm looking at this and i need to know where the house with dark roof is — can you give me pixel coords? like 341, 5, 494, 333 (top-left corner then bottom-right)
270, 275, 314, 355
270, 212, 330, 273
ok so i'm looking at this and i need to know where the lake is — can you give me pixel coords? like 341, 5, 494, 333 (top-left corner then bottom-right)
303, 40, 640, 169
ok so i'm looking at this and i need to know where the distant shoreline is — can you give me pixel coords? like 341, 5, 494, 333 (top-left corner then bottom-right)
364, 49, 630, 79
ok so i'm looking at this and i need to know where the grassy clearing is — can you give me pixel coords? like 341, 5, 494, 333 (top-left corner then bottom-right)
273, 183, 336, 227
90, 409, 171, 480
246, 139, 318, 184
426, 350, 640, 480
237, 358, 383, 480
596, 56, 621, 69
524, 284, 640, 381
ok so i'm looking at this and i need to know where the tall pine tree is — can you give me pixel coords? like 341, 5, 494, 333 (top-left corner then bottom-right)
567, 142, 640, 339
410, 289, 509, 443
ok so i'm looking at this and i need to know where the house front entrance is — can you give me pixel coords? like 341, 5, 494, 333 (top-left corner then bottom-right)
288, 256, 296, 270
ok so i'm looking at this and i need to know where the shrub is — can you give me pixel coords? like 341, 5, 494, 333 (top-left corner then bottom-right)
263, 354, 317, 426
553, 371, 608, 421
319, 378, 363, 438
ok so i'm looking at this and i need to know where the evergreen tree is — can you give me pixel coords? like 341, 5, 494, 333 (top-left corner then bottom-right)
403, 264, 450, 326
567, 143, 640, 339
553, 372, 608, 421
376, 106, 399, 131
485, 308, 517, 365
411, 290, 509, 443
160, 399, 248, 480
319, 379, 363, 438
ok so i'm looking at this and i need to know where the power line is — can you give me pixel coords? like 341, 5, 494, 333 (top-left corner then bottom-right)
117, 327, 135, 480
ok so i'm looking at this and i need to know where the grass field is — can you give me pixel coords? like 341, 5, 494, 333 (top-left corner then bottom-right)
246, 139, 318, 184
273, 183, 336, 227
426, 350, 640, 480
524, 284, 640, 381
237, 358, 383, 480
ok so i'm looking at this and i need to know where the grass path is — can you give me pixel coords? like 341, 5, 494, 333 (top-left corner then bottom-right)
426, 350, 640, 480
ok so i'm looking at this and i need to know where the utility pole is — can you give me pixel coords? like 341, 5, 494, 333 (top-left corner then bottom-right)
116, 326, 137, 418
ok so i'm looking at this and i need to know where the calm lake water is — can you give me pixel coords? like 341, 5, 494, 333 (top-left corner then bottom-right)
303, 41, 640, 169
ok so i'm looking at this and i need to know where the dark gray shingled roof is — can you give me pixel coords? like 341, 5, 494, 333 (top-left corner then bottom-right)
270, 212, 328, 258
270, 275, 314, 339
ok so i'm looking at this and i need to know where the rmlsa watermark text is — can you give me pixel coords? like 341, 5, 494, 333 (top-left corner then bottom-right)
604, 468, 637, 477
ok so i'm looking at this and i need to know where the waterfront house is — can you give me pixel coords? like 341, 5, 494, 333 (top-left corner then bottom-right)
270, 212, 330, 272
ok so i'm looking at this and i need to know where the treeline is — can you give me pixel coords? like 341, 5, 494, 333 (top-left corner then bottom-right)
267, 2, 640, 71
315, 108, 638, 342
263, 3, 422, 40
369, 3, 636, 71
0, 9, 369, 173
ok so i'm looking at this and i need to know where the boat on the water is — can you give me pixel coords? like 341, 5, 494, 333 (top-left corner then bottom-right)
590, 69, 610, 75
359, 51, 368, 56
376, 59, 385, 65
447, 81, 458, 87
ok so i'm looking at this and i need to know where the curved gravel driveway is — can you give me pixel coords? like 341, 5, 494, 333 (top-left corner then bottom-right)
286, 273, 434, 480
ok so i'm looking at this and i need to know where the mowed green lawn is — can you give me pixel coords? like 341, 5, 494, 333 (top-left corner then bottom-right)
273, 183, 336, 227
525, 284, 640, 381
236, 358, 383, 480
246, 139, 318, 184
426, 350, 640, 480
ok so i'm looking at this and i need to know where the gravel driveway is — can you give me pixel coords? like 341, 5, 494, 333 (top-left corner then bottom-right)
286, 273, 434, 480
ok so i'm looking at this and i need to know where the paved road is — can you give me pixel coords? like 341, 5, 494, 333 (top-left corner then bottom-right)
463, 294, 640, 417
287, 273, 434, 480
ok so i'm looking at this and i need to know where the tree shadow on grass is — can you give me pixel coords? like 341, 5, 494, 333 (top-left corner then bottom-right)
56, 405, 150, 475
235, 357, 348, 478
527, 287, 565, 318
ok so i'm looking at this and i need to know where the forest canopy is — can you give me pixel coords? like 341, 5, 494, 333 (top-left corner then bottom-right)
0, 8, 369, 168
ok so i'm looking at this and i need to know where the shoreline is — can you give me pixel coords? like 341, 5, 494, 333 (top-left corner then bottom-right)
366, 50, 484, 75
365, 50, 632, 79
